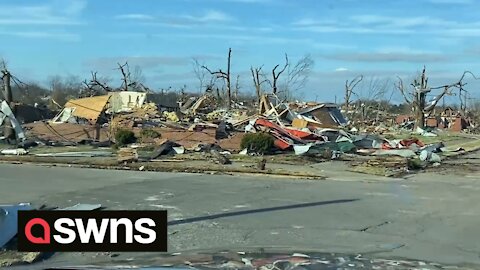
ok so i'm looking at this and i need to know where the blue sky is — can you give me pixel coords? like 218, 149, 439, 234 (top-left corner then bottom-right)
1, 0, 480, 103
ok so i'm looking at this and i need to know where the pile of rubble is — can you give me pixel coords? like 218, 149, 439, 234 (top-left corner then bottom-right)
0, 89, 461, 174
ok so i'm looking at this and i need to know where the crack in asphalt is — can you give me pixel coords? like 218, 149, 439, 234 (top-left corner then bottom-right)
358, 221, 391, 232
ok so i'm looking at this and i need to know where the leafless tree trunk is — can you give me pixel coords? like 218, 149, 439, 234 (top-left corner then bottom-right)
396, 67, 478, 128
270, 54, 288, 95
202, 48, 232, 109
215, 87, 221, 100
234, 74, 240, 101
226, 48, 232, 107
251, 65, 267, 100
344, 75, 363, 111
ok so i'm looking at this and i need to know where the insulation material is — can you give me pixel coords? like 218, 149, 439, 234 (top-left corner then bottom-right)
108, 91, 147, 113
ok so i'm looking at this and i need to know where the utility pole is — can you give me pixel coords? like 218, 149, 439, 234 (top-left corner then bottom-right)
1, 68, 14, 142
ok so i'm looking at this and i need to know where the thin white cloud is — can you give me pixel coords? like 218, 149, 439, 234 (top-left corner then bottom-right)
137, 10, 235, 29
181, 10, 233, 23
323, 51, 450, 63
64, 0, 87, 15
85, 55, 221, 70
0, 31, 80, 42
292, 15, 480, 37
350, 15, 454, 29
166, 33, 317, 45
0, 0, 86, 25
335, 67, 349, 72
115, 14, 155, 21
86, 56, 190, 70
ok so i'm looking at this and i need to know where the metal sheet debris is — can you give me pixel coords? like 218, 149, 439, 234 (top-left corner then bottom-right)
0, 203, 32, 248
0, 100, 26, 141
59, 203, 102, 211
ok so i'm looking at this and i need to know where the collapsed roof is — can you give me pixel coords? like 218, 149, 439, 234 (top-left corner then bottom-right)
52, 91, 148, 124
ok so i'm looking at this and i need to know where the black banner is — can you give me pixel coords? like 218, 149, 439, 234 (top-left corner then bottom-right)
17, 210, 167, 252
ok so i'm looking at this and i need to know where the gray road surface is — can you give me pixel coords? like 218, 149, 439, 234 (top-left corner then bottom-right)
2, 163, 480, 266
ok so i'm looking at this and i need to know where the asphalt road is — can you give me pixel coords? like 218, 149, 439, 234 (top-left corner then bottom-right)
2, 162, 480, 267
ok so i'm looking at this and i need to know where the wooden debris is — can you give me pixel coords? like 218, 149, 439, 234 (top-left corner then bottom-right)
257, 158, 267, 170
0, 251, 42, 267
210, 149, 231, 165
117, 148, 138, 163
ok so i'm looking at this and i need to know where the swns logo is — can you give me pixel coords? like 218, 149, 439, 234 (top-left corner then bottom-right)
18, 210, 167, 252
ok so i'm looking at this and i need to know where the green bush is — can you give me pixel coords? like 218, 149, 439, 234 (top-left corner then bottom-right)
140, 129, 161, 139
240, 132, 274, 154
115, 129, 137, 146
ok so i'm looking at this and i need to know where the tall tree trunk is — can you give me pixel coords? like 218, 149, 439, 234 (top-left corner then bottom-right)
415, 107, 425, 129
226, 48, 232, 109
344, 85, 350, 112
272, 77, 277, 94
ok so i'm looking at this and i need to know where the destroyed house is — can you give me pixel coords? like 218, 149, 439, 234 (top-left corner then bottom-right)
297, 103, 347, 128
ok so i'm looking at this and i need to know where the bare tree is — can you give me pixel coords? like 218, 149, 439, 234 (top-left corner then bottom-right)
192, 58, 209, 93
269, 54, 288, 95
117, 62, 131, 91
344, 75, 363, 111
358, 77, 391, 121
283, 54, 314, 95
202, 48, 232, 109
396, 66, 479, 128
250, 65, 267, 100
131, 65, 145, 86
83, 62, 147, 94
364, 77, 390, 101
82, 71, 111, 97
